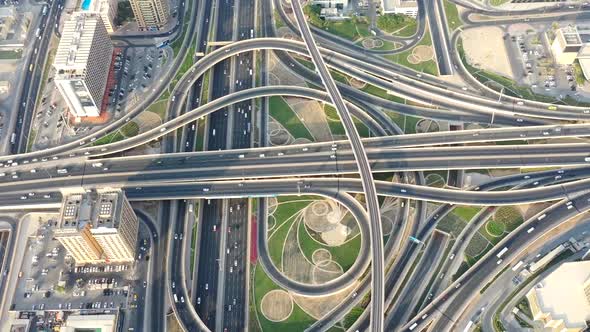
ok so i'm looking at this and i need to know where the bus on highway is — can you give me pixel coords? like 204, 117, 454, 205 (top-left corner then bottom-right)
496, 247, 508, 258
156, 40, 170, 49
409, 236, 422, 244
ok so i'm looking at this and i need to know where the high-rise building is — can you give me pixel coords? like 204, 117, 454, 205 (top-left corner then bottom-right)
551, 26, 583, 65
53, 12, 113, 118
90, 191, 139, 263
526, 261, 590, 332
129, 0, 169, 31
79, 0, 119, 33
54, 189, 139, 265
54, 194, 105, 263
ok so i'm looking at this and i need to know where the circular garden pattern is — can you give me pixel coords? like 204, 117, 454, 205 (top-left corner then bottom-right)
260, 290, 294, 322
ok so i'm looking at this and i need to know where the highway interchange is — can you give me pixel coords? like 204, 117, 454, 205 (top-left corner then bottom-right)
3, 0, 590, 331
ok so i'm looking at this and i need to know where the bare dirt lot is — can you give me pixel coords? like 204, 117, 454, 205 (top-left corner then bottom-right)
461, 26, 514, 79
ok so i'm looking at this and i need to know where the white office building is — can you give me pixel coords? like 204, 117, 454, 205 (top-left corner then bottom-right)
551, 26, 583, 65
53, 12, 113, 118
381, 0, 418, 17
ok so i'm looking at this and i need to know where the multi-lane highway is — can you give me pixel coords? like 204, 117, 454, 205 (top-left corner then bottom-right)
289, 2, 384, 328
4, 1, 590, 331
11, 0, 64, 154
402, 190, 590, 331
426, 0, 454, 76
192, 0, 237, 329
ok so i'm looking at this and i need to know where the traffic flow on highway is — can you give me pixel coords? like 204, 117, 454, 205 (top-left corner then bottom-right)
1, 0, 590, 331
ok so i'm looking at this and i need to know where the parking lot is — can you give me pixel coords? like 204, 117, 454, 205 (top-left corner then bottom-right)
506, 26, 581, 100
31, 45, 168, 150
109, 46, 167, 115
11, 217, 151, 315
514, 33, 576, 91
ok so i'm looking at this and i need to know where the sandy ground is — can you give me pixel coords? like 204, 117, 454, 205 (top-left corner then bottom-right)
414, 45, 434, 61
268, 52, 307, 88
291, 282, 359, 319
300, 200, 356, 247
349, 77, 367, 89
304, 200, 342, 233
260, 290, 294, 322
517, 202, 552, 221
407, 53, 421, 65
134, 111, 162, 134
312, 249, 331, 265
438, 72, 471, 87
282, 215, 349, 285
269, 53, 333, 143
312, 261, 343, 284
320, 224, 350, 246
461, 26, 514, 79
282, 215, 315, 284
268, 197, 278, 214
288, 97, 332, 142
362, 38, 384, 49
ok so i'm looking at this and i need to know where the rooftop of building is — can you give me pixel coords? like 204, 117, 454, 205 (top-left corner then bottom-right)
558, 26, 582, 45
53, 12, 105, 73
528, 260, 590, 328
62, 313, 116, 332
58, 189, 126, 231
0, 6, 15, 18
